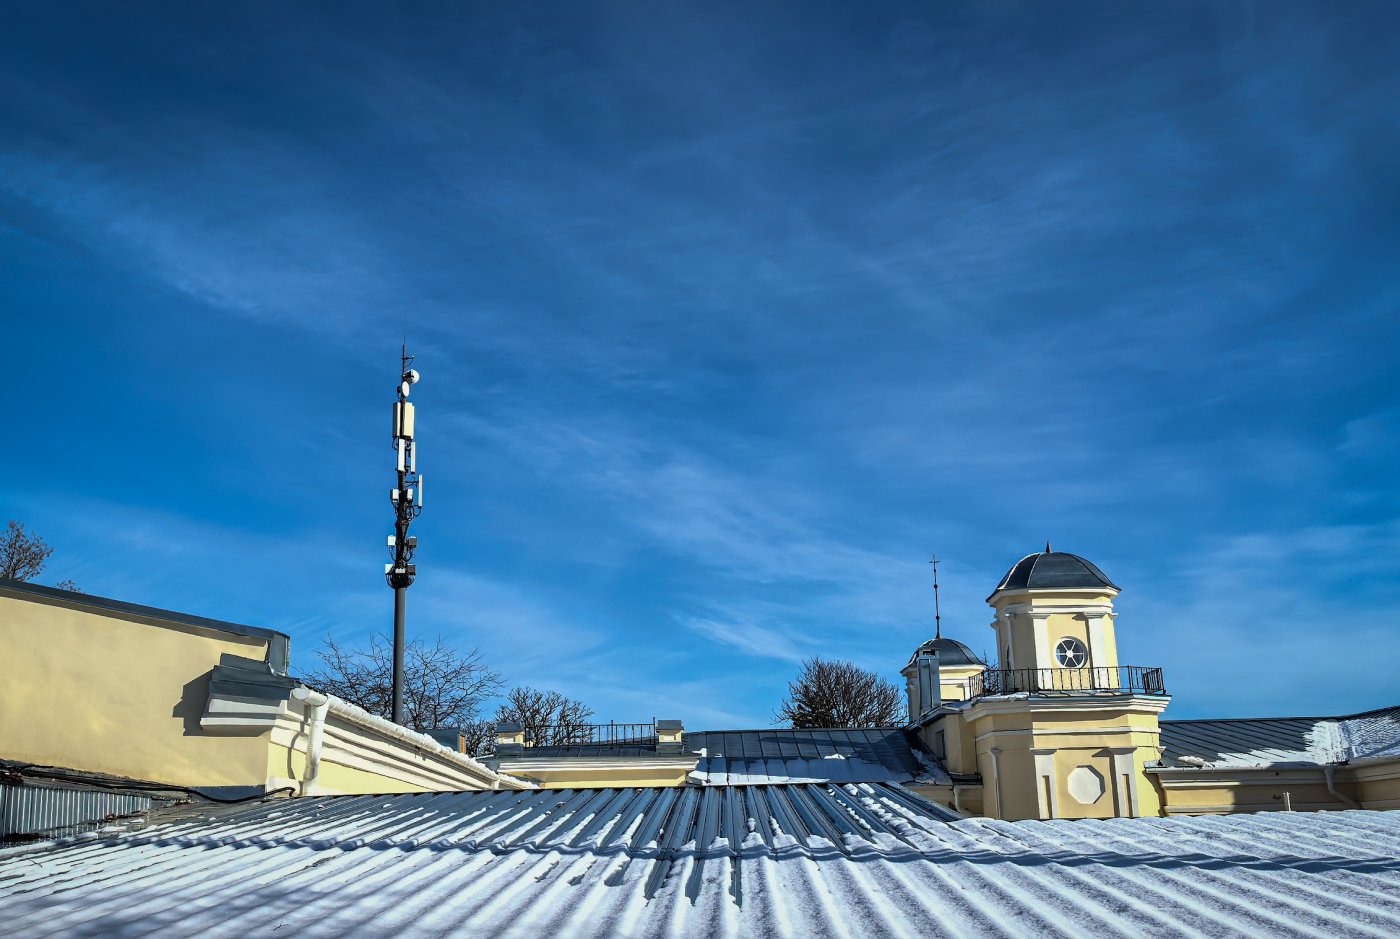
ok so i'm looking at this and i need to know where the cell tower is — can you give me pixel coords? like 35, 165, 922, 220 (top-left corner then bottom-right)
387, 345, 423, 726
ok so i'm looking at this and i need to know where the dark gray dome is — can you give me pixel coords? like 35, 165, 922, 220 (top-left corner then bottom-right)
990, 550, 1119, 597
907, 637, 983, 669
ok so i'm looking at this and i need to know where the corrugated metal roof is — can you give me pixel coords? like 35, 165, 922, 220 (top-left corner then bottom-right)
3, 784, 1397, 938
1160, 705, 1400, 768
0, 784, 152, 839
686, 727, 950, 785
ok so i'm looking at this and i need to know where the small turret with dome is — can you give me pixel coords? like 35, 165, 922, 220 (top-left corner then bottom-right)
901, 555, 988, 719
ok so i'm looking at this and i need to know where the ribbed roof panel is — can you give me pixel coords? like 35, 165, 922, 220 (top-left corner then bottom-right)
3, 784, 1398, 938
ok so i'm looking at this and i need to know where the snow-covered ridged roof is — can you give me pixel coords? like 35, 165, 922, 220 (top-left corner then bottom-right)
3, 784, 1399, 938
1160, 705, 1400, 768
1341, 705, 1400, 761
687, 727, 951, 785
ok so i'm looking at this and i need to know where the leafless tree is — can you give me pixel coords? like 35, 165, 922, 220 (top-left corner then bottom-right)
458, 719, 497, 757
301, 634, 503, 733
495, 686, 595, 747
775, 657, 905, 728
1, 520, 79, 591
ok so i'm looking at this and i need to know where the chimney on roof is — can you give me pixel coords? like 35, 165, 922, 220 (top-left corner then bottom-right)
495, 723, 525, 756
656, 720, 684, 754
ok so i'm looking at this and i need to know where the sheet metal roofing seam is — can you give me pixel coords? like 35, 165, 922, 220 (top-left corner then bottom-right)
989, 818, 1332, 938
1144, 814, 1400, 923
922, 838, 1133, 939
54, 794, 499, 934
1192, 807, 1400, 869
1022, 815, 1400, 937
5, 787, 1400, 939
1046, 815, 1347, 931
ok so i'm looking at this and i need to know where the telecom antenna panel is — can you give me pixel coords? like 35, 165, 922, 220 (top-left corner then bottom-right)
386, 345, 423, 725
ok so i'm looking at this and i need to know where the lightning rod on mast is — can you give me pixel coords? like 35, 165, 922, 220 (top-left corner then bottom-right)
929, 553, 942, 640
387, 344, 423, 726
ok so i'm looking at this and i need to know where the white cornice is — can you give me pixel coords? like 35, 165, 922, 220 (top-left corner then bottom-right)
495, 755, 699, 774
964, 694, 1171, 722
204, 685, 531, 792
995, 602, 1116, 617
973, 725, 1162, 743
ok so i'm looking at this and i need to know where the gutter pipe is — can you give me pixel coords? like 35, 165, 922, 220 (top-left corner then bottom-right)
291, 687, 330, 796
1323, 763, 1362, 810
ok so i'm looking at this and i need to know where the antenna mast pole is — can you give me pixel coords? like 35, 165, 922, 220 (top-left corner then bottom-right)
929, 554, 942, 640
387, 344, 424, 726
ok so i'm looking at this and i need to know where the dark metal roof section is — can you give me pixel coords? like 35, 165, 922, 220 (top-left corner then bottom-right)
1158, 716, 1323, 766
1159, 704, 1400, 767
685, 727, 941, 785
907, 637, 984, 668
989, 550, 1119, 597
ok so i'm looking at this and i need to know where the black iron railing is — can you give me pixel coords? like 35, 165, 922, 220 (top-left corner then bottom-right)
964, 665, 1166, 700
525, 722, 657, 749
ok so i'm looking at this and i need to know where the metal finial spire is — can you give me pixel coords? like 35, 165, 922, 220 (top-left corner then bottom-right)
929, 554, 942, 640
1045, 540, 1052, 553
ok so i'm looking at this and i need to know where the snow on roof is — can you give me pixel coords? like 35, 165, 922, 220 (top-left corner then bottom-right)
686, 727, 951, 785
1160, 705, 1400, 768
4, 784, 1398, 938
1341, 705, 1400, 761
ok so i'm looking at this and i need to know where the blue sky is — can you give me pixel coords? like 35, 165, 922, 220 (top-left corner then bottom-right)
2, 2, 1398, 727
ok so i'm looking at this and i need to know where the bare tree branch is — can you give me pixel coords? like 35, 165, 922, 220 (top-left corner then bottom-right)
458, 719, 496, 757
299, 634, 503, 733
494, 687, 595, 748
1, 520, 80, 591
775, 657, 904, 728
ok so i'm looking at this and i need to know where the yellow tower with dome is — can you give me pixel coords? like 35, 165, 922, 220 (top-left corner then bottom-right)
908, 547, 1169, 820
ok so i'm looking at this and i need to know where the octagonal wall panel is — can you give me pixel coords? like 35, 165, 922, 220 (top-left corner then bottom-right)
1068, 765, 1106, 804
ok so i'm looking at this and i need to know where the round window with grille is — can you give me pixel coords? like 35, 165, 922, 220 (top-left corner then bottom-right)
1054, 637, 1088, 668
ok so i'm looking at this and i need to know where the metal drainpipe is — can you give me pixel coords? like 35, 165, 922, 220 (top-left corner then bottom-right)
291, 687, 331, 796
1323, 764, 1362, 810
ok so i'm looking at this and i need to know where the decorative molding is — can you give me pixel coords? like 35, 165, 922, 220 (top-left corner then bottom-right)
1066, 765, 1106, 806
973, 725, 1162, 744
964, 694, 1171, 723
990, 587, 1120, 605
1031, 613, 1052, 671
205, 682, 528, 793
1031, 748, 1059, 819
987, 747, 1005, 819
1085, 613, 1110, 669
1107, 747, 1139, 817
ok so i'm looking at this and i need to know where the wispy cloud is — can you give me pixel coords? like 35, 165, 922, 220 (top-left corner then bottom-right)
683, 615, 807, 663
2, 2, 1397, 727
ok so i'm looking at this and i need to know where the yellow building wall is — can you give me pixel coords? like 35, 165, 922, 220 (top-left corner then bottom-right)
1153, 759, 1400, 815
0, 594, 271, 789
267, 743, 436, 795
938, 664, 985, 702
1353, 764, 1400, 810
966, 703, 1165, 821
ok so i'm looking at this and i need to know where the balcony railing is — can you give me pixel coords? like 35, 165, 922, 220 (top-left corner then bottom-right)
964, 665, 1166, 700
524, 722, 657, 749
